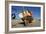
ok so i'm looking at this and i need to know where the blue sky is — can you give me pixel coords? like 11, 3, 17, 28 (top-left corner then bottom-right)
11, 6, 41, 19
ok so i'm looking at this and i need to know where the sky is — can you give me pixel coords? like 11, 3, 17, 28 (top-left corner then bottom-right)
11, 6, 41, 19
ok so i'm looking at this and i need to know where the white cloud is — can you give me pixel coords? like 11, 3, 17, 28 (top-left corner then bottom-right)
19, 13, 23, 18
